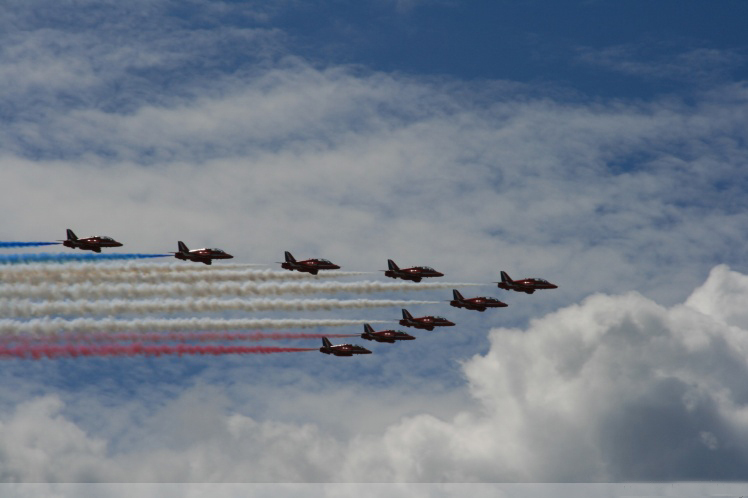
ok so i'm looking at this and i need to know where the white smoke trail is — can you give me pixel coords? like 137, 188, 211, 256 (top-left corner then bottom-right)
0, 317, 390, 337
0, 280, 482, 300
0, 263, 369, 285
0, 298, 440, 317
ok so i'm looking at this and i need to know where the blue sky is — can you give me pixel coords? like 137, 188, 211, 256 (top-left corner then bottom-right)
274, 1, 748, 94
1, 0, 748, 494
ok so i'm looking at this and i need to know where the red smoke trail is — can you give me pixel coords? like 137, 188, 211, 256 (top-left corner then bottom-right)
0, 343, 316, 359
0, 332, 356, 343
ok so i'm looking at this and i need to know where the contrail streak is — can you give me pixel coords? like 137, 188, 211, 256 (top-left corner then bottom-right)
0, 242, 60, 248
0, 280, 480, 300
0, 265, 369, 286
0, 318, 389, 336
0, 298, 439, 317
0, 332, 357, 343
0, 253, 171, 265
0, 343, 316, 359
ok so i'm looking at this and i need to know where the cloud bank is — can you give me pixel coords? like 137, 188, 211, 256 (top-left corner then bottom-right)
3, 265, 748, 482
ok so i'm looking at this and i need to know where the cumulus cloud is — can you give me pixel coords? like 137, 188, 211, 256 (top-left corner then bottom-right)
3, 266, 748, 483
337, 265, 748, 481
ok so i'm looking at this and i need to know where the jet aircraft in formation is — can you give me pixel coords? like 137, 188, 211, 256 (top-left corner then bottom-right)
280, 251, 340, 275
360, 323, 415, 343
399, 308, 455, 331
48, 228, 559, 358
171, 241, 233, 265
496, 271, 558, 294
319, 337, 372, 356
383, 259, 444, 282
59, 229, 123, 253
449, 289, 507, 312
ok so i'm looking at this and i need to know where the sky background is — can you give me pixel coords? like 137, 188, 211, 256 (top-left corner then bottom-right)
1, 0, 748, 495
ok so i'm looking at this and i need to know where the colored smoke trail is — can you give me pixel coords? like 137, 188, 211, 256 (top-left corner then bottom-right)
0, 266, 369, 286
0, 317, 389, 336
0, 297, 440, 317
0, 332, 357, 343
0, 280, 481, 300
0, 242, 60, 248
0, 343, 316, 359
0, 253, 171, 265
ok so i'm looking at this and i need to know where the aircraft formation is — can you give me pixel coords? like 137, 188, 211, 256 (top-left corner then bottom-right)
2, 228, 558, 359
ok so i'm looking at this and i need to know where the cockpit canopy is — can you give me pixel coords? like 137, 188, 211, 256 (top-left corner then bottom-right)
317, 259, 332, 264
415, 266, 436, 272
208, 248, 226, 253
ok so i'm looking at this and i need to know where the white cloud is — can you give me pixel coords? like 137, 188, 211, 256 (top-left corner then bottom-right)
2, 69, 747, 308
0, 396, 114, 482
4, 267, 748, 482
335, 266, 748, 481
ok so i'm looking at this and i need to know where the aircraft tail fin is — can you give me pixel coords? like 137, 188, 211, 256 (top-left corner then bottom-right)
285, 251, 296, 263
177, 241, 189, 253
322, 337, 332, 348
387, 259, 399, 271
363, 323, 375, 334
452, 289, 464, 301
66, 229, 78, 241
401, 309, 413, 320
500, 271, 512, 283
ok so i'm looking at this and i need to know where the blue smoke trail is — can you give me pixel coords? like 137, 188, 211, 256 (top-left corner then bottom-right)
0, 242, 61, 248
0, 253, 171, 265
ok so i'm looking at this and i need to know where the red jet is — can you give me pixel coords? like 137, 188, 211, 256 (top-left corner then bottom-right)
320, 337, 372, 356
449, 289, 508, 312
280, 251, 340, 275
383, 259, 444, 282
60, 229, 123, 253
360, 323, 415, 343
497, 271, 558, 294
172, 241, 233, 265
399, 309, 455, 331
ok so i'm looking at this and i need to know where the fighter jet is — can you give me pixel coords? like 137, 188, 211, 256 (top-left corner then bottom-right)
449, 289, 508, 312
496, 271, 558, 294
319, 337, 372, 356
383, 259, 444, 282
399, 309, 455, 331
280, 251, 340, 275
360, 323, 415, 343
172, 241, 233, 265
60, 229, 123, 253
